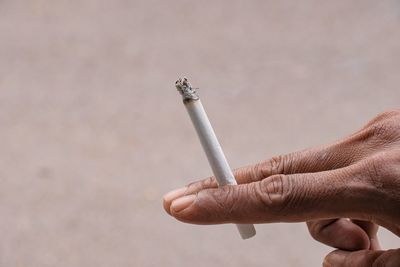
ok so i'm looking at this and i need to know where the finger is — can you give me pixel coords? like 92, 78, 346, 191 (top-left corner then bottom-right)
164, 141, 363, 215
190, 142, 360, 190
307, 219, 370, 251
323, 249, 400, 267
163, 166, 257, 214
169, 164, 382, 224
164, 111, 388, 216
182, 115, 384, 194
351, 220, 381, 250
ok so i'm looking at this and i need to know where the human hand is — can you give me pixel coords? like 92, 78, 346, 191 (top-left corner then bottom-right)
163, 110, 400, 266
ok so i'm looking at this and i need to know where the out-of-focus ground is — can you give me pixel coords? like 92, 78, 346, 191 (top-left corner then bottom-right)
0, 1, 399, 266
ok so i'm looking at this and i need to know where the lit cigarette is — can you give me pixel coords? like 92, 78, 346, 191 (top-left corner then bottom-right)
175, 77, 256, 240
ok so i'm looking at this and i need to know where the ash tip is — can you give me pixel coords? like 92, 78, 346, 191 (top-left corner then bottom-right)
175, 77, 199, 101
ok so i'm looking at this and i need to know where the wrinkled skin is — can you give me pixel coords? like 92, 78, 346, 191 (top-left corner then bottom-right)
163, 110, 400, 266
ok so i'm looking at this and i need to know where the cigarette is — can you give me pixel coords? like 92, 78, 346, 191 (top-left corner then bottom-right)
175, 77, 256, 240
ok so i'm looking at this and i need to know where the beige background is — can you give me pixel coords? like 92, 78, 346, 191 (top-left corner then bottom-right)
0, 0, 399, 266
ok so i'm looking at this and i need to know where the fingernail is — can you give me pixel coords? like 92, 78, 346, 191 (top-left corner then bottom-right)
163, 187, 188, 203
171, 195, 196, 212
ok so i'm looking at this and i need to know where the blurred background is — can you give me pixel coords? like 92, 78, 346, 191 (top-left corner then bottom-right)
0, 0, 399, 266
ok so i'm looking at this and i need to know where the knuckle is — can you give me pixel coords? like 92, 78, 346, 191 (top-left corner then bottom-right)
370, 110, 400, 124
362, 156, 385, 189
255, 174, 292, 214
187, 176, 217, 192
363, 110, 400, 143
269, 155, 285, 174
209, 185, 238, 215
201, 176, 217, 188
264, 154, 290, 176
370, 123, 390, 139
379, 109, 400, 118
362, 152, 400, 192
247, 153, 293, 182
370, 123, 398, 142
358, 152, 400, 223
248, 160, 271, 182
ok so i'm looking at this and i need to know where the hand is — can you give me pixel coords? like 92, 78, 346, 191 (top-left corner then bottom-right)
163, 110, 400, 266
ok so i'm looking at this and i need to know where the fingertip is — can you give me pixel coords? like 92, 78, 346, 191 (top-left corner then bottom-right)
351, 220, 381, 250
163, 187, 188, 215
322, 257, 332, 267
309, 219, 370, 251
163, 198, 172, 215
324, 250, 348, 267
324, 249, 390, 267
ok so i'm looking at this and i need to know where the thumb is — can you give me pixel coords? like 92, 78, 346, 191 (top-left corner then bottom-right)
169, 163, 381, 224
323, 249, 400, 267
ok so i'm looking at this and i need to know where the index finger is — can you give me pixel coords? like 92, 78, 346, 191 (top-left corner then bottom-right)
163, 140, 362, 215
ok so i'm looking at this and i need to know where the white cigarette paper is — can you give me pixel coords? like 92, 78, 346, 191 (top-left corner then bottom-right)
175, 77, 256, 240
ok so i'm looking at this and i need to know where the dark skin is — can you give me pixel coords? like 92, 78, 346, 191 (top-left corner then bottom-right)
163, 110, 400, 266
